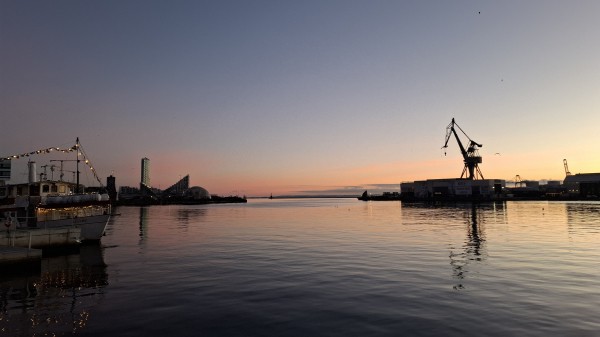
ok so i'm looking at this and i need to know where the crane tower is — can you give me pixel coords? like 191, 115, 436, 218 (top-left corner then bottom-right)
442, 118, 484, 180
563, 159, 571, 177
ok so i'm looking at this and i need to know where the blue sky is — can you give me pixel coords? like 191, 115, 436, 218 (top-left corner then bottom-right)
1, 1, 599, 195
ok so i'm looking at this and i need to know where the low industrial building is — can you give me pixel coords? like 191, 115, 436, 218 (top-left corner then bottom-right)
564, 173, 600, 197
524, 181, 540, 190
401, 179, 505, 199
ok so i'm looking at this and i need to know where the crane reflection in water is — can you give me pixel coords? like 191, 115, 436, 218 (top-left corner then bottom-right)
449, 202, 497, 290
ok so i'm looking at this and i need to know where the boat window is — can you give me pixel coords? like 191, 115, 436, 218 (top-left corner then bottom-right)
51, 185, 58, 193
17, 186, 23, 195
42, 185, 50, 193
0, 188, 5, 196
59, 185, 66, 193
59, 210, 70, 220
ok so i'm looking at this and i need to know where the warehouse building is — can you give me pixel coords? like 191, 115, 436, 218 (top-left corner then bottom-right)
563, 173, 600, 197
401, 179, 505, 199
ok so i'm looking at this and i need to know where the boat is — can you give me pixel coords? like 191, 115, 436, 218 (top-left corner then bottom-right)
0, 139, 111, 241
357, 190, 402, 201
0, 182, 111, 241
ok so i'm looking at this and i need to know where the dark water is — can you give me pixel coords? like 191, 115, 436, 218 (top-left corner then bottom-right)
1, 199, 600, 336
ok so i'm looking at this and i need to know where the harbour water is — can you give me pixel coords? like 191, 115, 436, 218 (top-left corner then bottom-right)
1, 199, 600, 336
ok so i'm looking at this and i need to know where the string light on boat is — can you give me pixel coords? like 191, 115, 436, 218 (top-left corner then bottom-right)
1, 145, 76, 161
0, 140, 104, 187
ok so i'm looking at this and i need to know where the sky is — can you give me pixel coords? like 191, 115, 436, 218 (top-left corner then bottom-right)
1, 1, 599, 196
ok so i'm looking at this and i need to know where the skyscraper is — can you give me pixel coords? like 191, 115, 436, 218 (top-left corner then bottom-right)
141, 158, 150, 186
107, 174, 117, 201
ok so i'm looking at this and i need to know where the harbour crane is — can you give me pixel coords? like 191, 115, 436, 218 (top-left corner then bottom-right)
563, 159, 571, 177
513, 175, 525, 188
442, 118, 484, 180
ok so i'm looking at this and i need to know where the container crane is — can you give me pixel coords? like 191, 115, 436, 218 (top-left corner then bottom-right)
442, 118, 484, 180
513, 175, 525, 188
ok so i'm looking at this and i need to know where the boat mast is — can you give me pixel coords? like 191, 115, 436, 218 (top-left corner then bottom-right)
76, 137, 80, 194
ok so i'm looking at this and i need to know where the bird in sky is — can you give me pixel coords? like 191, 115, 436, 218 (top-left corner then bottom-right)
495, 153, 501, 156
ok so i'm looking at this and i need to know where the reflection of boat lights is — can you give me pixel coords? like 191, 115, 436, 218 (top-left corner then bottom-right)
1, 243, 107, 335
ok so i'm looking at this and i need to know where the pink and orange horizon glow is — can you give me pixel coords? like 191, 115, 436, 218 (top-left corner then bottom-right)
2, 1, 599, 196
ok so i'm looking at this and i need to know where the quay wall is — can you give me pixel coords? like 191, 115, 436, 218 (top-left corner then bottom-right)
0, 246, 42, 265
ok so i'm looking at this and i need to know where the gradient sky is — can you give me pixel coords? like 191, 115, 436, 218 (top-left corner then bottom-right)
1, 1, 599, 196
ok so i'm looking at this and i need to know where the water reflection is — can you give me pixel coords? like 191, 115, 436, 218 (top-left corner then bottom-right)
0, 244, 108, 335
566, 203, 600, 234
447, 203, 487, 290
176, 208, 207, 227
139, 206, 150, 242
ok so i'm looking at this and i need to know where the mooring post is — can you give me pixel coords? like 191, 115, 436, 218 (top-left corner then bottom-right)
28, 231, 32, 249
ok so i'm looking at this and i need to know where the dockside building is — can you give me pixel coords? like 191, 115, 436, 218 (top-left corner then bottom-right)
401, 179, 505, 199
564, 173, 600, 197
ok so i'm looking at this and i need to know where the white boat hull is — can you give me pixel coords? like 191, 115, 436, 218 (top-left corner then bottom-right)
37, 214, 110, 241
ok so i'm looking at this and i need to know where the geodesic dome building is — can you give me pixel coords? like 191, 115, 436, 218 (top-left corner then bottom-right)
184, 186, 211, 199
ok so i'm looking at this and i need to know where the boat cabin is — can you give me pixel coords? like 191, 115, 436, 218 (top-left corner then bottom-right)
0, 181, 80, 198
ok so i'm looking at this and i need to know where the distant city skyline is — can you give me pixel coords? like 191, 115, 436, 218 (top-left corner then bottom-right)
1, 1, 599, 196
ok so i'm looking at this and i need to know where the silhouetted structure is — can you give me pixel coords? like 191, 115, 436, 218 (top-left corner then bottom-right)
564, 173, 600, 197
140, 183, 156, 197
183, 186, 210, 199
163, 175, 189, 196
442, 118, 484, 180
140, 158, 154, 196
107, 175, 117, 201
401, 179, 505, 199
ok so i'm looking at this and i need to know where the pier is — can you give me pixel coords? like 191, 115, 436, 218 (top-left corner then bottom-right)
0, 246, 42, 265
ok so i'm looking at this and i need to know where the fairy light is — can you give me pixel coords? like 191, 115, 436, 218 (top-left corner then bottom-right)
1, 140, 105, 187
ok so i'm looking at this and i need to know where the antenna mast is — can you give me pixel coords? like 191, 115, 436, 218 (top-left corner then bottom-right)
76, 137, 80, 194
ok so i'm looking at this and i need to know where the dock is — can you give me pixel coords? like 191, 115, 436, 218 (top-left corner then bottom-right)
0, 246, 42, 265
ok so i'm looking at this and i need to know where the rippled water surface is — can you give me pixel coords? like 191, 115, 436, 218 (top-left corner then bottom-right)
2, 199, 600, 336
